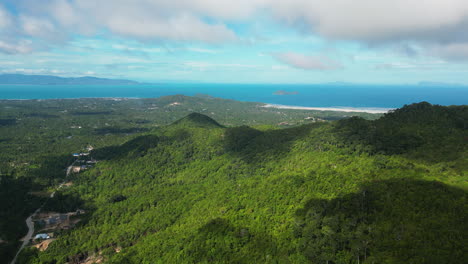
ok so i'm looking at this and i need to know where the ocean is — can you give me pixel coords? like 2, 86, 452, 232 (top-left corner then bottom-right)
0, 83, 467, 109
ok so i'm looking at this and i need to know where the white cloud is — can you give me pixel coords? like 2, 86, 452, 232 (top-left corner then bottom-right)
270, 0, 468, 43
83, 70, 96, 75
20, 15, 59, 39
0, 5, 56, 54
183, 61, 258, 70
374, 59, 449, 70
186, 47, 219, 54
0, 5, 13, 30
269, 0, 468, 60
374, 63, 416, 70
112, 44, 163, 54
44, 0, 238, 43
1, 68, 63, 75
0, 61, 23, 66
0, 40, 34, 54
4, 0, 468, 60
0, 67, 99, 76
106, 13, 235, 42
429, 43, 468, 61
272, 52, 342, 70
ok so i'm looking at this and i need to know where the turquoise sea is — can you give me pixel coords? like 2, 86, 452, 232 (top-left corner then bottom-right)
0, 83, 467, 108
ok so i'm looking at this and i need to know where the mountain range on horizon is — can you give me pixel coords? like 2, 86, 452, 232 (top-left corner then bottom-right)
0, 74, 140, 85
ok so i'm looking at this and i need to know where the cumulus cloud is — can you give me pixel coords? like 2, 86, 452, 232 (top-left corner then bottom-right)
0, 40, 35, 54
104, 13, 236, 43
44, 0, 239, 43
0, 5, 13, 29
3, 0, 468, 60
0, 4, 57, 54
19, 15, 64, 41
269, 0, 468, 60
0, 0, 241, 54
270, 0, 468, 43
272, 52, 342, 70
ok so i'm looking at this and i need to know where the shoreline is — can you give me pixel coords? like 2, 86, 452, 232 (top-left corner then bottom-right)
262, 104, 394, 114
0, 97, 394, 113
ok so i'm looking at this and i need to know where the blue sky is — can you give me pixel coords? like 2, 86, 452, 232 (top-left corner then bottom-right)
1, 0, 468, 84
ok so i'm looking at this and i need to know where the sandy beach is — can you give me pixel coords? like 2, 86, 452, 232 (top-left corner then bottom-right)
262, 104, 394, 114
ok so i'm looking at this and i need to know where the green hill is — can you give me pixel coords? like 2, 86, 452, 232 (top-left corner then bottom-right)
0, 95, 385, 263
17, 103, 468, 264
171, 112, 224, 128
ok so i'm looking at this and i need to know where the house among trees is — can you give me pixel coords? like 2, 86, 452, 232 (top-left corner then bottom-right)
75, 209, 86, 215
37, 214, 69, 226
72, 152, 90, 157
34, 234, 50, 240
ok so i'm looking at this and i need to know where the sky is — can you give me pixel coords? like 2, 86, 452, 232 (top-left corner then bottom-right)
1, 0, 468, 84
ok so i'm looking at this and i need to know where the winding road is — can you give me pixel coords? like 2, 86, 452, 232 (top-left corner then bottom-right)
10, 163, 75, 264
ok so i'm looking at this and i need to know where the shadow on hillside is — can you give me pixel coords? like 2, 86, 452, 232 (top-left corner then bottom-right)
70, 111, 113, 116
0, 118, 16, 126
171, 112, 224, 128
0, 175, 45, 256
0, 138, 11, 143
91, 135, 160, 160
28, 154, 77, 185
333, 102, 468, 164
42, 192, 86, 213
223, 123, 323, 164
94, 127, 149, 135
25, 113, 59, 118
295, 178, 467, 264
183, 217, 279, 263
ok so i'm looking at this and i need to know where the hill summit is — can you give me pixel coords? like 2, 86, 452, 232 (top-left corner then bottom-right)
171, 112, 224, 128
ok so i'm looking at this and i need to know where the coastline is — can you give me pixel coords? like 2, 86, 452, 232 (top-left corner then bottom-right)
262, 103, 394, 114
1, 97, 394, 113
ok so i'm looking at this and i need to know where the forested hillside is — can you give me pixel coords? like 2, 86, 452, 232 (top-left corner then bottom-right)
17, 102, 467, 264
0, 96, 380, 263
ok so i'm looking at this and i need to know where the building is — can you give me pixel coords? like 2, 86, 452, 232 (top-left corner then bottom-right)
34, 234, 50, 240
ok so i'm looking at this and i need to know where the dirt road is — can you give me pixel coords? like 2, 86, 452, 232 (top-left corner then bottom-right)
10, 163, 75, 264
9, 207, 40, 264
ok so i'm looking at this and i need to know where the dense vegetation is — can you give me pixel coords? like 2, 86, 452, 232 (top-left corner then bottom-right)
0, 95, 379, 263
9, 102, 466, 264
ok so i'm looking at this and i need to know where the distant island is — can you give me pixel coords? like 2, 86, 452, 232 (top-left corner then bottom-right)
0, 74, 140, 85
273, 90, 299, 95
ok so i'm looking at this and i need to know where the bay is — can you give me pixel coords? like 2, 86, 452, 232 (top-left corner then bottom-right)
1, 83, 467, 108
